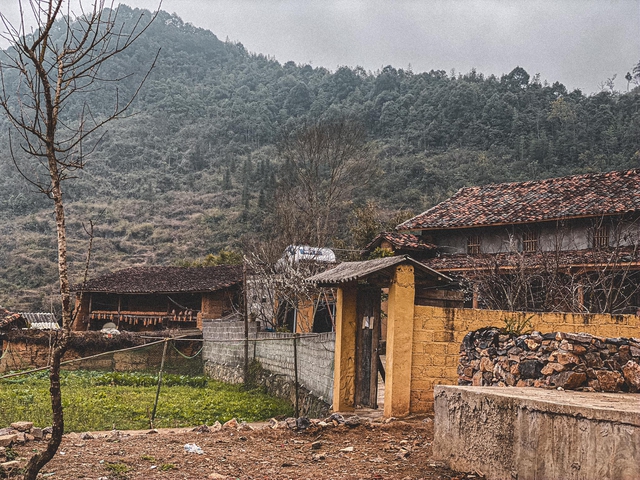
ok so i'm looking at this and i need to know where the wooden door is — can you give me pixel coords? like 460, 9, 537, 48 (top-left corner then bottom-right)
355, 287, 381, 408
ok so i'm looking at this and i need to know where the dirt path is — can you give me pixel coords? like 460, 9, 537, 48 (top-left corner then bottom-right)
9, 419, 481, 479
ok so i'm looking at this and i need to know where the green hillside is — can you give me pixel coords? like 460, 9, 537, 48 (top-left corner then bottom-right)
1, 5, 639, 311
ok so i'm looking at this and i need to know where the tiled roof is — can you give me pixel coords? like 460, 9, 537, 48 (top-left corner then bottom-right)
398, 169, 640, 231
74, 265, 243, 294
365, 232, 437, 252
306, 255, 453, 286
0, 308, 25, 330
422, 248, 640, 272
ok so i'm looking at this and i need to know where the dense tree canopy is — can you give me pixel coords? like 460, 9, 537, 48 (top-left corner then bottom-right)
0, 5, 639, 311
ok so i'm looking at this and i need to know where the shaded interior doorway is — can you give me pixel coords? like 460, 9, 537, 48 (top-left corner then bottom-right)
355, 286, 382, 409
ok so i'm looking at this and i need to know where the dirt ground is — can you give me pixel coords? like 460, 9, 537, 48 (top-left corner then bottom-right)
7, 418, 483, 480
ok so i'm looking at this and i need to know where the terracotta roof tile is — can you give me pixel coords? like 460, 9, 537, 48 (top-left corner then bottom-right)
365, 232, 437, 252
398, 169, 640, 230
74, 265, 243, 294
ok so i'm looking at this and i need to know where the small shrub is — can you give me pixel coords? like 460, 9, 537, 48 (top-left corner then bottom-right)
502, 314, 534, 335
160, 464, 175, 471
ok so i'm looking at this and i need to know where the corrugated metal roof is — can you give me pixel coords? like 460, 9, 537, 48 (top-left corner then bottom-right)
306, 255, 453, 285
21, 312, 60, 330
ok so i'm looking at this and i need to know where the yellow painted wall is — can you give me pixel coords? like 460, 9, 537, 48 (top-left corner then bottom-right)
410, 306, 640, 413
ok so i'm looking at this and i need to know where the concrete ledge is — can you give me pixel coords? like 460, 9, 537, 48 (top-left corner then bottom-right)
433, 386, 640, 480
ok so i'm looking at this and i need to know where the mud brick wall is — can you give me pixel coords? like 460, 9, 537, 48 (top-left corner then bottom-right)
0, 338, 202, 374
459, 328, 640, 392
202, 319, 335, 410
410, 306, 640, 412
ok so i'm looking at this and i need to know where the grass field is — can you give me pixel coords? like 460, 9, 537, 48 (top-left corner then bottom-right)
0, 370, 293, 432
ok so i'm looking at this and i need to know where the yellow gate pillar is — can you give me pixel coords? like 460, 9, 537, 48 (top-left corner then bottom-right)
384, 264, 416, 417
332, 282, 358, 412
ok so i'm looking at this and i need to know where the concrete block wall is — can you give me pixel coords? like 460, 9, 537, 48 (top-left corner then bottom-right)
202, 319, 335, 403
410, 306, 640, 413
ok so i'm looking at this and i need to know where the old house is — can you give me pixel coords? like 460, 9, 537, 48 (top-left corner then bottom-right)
396, 169, 640, 313
72, 265, 242, 331
365, 232, 437, 260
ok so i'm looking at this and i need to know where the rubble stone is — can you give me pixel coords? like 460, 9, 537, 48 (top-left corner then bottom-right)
10, 421, 33, 432
622, 361, 640, 391
0, 435, 16, 447
459, 330, 639, 393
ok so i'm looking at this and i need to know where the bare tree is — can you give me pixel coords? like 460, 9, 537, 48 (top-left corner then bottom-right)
244, 246, 334, 332
465, 217, 640, 315
274, 117, 374, 247
0, 2, 157, 477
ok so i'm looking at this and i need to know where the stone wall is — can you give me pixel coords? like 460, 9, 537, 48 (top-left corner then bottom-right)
202, 318, 335, 416
458, 328, 640, 392
410, 306, 640, 412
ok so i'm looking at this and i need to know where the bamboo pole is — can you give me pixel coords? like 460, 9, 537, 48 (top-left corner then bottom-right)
150, 339, 169, 428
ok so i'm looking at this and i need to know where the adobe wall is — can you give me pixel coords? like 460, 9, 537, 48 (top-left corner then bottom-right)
202, 318, 335, 417
433, 386, 640, 480
410, 306, 640, 412
0, 336, 202, 374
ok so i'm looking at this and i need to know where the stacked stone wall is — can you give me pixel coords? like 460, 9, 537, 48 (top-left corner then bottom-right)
410, 306, 640, 412
202, 318, 335, 416
458, 328, 640, 392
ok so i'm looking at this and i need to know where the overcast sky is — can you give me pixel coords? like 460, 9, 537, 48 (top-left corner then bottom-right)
1, 0, 638, 94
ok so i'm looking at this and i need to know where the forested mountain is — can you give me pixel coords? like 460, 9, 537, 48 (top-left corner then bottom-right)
1, 5, 639, 311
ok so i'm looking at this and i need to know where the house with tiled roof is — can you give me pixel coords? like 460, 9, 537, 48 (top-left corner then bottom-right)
364, 232, 437, 260
396, 169, 640, 313
72, 265, 243, 331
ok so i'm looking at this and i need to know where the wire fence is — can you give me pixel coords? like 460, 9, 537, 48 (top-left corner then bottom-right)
0, 330, 335, 431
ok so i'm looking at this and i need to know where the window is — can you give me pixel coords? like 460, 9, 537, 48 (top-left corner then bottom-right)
522, 230, 538, 253
467, 235, 481, 254
593, 224, 609, 248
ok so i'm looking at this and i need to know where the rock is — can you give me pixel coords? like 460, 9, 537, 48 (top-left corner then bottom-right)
146, 429, 158, 435
211, 421, 222, 432
344, 416, 363, 428
10, 421, 33, 432
80, 432, 94, 440
31, 428, 43, 440
284, 418, 297, 429
340, 446, 354, 452
0, 460, 21, 471
192, 425, 210, 433
479, 357, 494, 372
223, 418, 238, 429
549, 371, 587, 390
0, 429, 14, 437
0, 434, 15, 448
584, 352, 604, 369
312, 453, 326, 461
326, 413, 345, 425
296, 417, 311, 430
268, 418, 278, 429
630, 346, 640, 357
472, 370, 484, 386
13, 432, 26, 444
311, 441, 322, 450
540, 362, 564, 375
238, 422, 254, 431
525, 338, 541, 351
519, 360, 543, 379
209, 473, 227, 479
562, 332, 591, 343
595, 370, 625, 392
622, 360, 640, 391
555, 352, 581, 366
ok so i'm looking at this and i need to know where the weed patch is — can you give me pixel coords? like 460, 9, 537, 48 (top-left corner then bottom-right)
0, 370, 293, 431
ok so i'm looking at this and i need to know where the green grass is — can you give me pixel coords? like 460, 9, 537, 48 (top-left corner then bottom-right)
0, 370, 293, 432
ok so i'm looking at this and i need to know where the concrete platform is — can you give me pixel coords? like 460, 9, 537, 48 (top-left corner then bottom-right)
433, 386, 640, 480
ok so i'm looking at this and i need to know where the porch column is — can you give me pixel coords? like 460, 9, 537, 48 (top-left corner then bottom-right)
332, 282, 358, 412
384, 264, 416, 417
